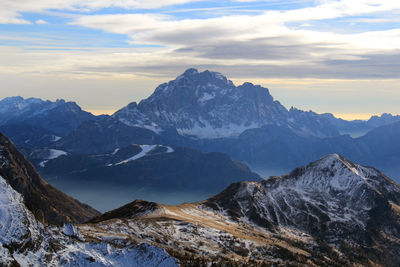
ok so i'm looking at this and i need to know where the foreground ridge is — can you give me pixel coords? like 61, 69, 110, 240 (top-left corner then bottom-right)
0, 175, 178, 266
0, 132, 100, 224
86, 154, 400, 266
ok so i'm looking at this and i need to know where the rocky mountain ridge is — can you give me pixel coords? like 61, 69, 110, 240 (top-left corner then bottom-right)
0, 132, 100, 224
2, 70, 400, 183
0, 96, 96, 136
87, 154, 400, 266
0, 174, 178, 266
42, 69, 400, 184
113, 68, 339, 139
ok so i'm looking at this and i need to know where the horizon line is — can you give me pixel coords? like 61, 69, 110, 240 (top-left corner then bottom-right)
86, 108, 380, 121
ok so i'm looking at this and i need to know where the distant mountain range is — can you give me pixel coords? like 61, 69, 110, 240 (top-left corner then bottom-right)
35, 68, 399, 182
0, 96, 97, 137
2, 134, 400, 266
1, 69, 400, 196
321, 111, 400, 137
4, 69, 400, 266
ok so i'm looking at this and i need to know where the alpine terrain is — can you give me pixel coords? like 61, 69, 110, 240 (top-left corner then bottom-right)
0, 96, 96, 136
48, 69, 400, 181
82, 154, 400, 266
0, 131, 179, 266
1, 129, 400, 266
0, 132, 100, 224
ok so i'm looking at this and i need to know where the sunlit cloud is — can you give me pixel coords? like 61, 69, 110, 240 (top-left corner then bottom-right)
0, 0, 399, 116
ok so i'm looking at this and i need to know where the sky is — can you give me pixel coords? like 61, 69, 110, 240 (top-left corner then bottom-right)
0, 0, 399, 119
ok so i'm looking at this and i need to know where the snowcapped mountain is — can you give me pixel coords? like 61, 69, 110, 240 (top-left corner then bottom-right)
0, 132, 100, 224
89, 154, 400, 266
204, 154, 400, 236
113, 68, 339, 139
0, 96, 96, 136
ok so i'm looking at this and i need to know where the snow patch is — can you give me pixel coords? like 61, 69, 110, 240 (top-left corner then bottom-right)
177, 121, 259, 139
111, 148, 120, 155
63, 223, 84, 241
47, 149, 68, 160
115, 145, 156, 165
52, 136, 62, 142
118, 118, 162, 134
198, 92, 216, 103
38, 149, 68, 167
165, 146, 174, 153
39, 160, 48, 168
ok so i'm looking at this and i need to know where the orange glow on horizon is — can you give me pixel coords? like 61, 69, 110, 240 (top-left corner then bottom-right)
87, 108, 375, 122
333, 113, 375, 121
86, 109, 117, 116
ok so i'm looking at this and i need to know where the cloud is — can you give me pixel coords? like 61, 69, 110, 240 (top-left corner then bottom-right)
67, 1, 400, 78
2, 0, 400, 80
35, 19, 48, 24
0, 0, 201, 24
0, 9, 31, 24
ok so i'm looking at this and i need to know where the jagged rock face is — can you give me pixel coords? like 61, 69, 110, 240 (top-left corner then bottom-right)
0, 132, 100, 225
0, 96, 95, 136
75, 154, 400, 266
204, 154, 400, 259
288, 107, 340, 138
113, 69, 338, 139
0, 175, 179, 267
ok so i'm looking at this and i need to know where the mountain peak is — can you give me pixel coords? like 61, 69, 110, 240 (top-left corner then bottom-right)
318, 153, 342, 164
273, 153, 400, 202
112, 69, 339, 139
176, 68, 229, 84
203, 154, 400, 253
182, 68, 199, 76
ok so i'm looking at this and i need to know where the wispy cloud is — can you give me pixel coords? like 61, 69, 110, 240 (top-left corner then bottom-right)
61, 1, 400, 79
0, 0, 203, 24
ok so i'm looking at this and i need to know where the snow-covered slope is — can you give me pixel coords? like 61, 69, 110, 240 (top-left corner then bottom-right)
0, 175, 178, 266
113, 68, 338, 139
0, 132, 100, 224
0, 176, 44, 263
89, 154, 400, 266
203, 153, 400, 256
